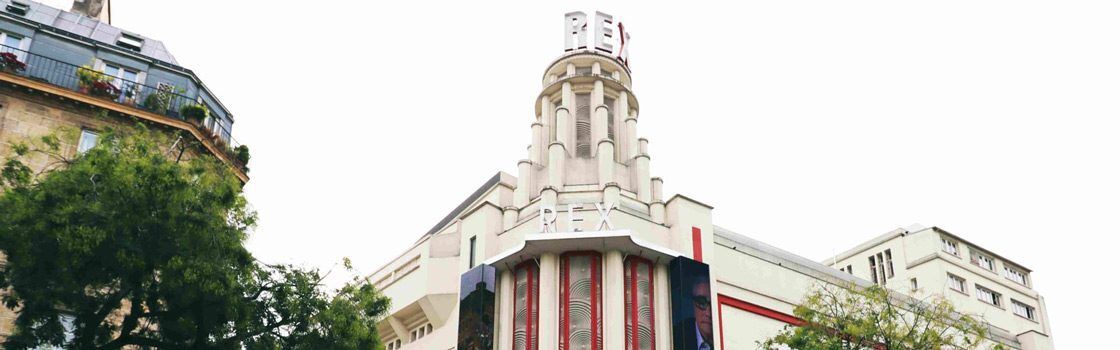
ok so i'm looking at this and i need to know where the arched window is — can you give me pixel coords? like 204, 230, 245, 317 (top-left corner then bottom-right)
560, 252, 602, 350
513, 261, 540, 350
625, 257, 655, 350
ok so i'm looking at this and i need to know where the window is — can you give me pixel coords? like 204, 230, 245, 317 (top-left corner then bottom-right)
840, 265, 852, 274
468, 236, 477, 268
0, 31, 28, 61
948, 274, 967, 294
868, 249, 893, 285
884, 249, 895, 278
868, 256, 878, 284
78, 129, 99, 153
560, 252, 602, 350
514, 261, 540, 350
1005, 267, 1028, 286
910, 278, 918, 291
625, 256, 655, 350
941, 238, 959, 256
116, 33, 144, 51
103, 63, 140, 102
976, 285, 1001, 307
1012, 300, 1036, 320
971, 251, 995, 271
5, 1, 29, 16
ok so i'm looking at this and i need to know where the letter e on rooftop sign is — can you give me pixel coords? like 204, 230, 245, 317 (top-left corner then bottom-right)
564, 11, 630, 68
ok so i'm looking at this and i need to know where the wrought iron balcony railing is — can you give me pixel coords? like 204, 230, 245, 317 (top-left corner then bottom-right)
0, 44, 246, 171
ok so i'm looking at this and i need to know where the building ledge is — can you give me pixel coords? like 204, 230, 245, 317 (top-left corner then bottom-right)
0, 72, 249, 183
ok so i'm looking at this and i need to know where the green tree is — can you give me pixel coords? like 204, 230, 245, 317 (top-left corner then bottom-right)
760, 284, 1006, 350
0, 126, 389, 349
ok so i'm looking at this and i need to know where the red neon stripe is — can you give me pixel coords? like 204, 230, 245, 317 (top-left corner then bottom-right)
692, 227, 703, 262
717, 294, 805, 349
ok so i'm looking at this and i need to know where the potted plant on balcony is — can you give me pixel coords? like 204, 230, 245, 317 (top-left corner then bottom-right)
0, 52, 26, 73
76, 65, 100, 94
88, 80, 121, 100
179, 103, 208, 126
121, 84, 140, 106
233, 144, 250, 168
142, 89, 172, 114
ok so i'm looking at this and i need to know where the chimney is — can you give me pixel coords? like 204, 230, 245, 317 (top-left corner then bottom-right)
71, 0, 109, 22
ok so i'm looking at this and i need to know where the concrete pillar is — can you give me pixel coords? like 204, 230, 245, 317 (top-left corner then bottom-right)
531, 122, 543, 164
592, 61, 601, 75
548, 142, 565, 189
541, 186, 558, 209
603, 251, 625, 350
597, 139, 615, 188
651, 177, 664, 202
387, 316, 410, 345
654, 263, 672, 350
499, 269, 514, 350
516, 160, 532, 207
591, 81, 607, 155
604, 183, 621, 212
503, 206, 518, 232
558, 86, 573, 153
634, 154, 651, 202
650, 201, 666, 224
539, 254, 559, 350
625, 115, 639, 160
639, 137, 649, 155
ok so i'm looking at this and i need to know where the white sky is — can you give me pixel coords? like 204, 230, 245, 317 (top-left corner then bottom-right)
42, 0, 1118, 348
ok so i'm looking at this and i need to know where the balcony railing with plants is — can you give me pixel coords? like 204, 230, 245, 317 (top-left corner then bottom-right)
0, 45, 248, 172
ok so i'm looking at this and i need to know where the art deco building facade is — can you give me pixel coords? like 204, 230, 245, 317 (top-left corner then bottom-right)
0, 0, 247, 338
367, 11, 1055, 350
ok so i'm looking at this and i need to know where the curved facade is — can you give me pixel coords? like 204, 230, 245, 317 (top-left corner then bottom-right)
368, 12, 1055, 350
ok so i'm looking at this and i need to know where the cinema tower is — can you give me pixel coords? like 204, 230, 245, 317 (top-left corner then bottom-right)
368, 11, 1055, 350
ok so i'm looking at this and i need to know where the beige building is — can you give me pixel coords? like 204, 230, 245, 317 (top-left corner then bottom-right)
366, 11, 1055, 350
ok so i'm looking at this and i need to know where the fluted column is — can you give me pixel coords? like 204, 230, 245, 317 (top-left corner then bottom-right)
516, 160, 532, 207
603, 251, 625, 350
539, 254, 559, 350
597, 139, 615, 188
499, 269, 514, 350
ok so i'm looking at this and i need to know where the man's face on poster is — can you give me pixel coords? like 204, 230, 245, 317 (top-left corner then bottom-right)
692, 280, 713, 343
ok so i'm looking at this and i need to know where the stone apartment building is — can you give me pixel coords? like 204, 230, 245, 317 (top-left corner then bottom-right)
0, 0, 247, 338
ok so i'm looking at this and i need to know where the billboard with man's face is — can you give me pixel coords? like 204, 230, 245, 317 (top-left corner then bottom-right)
669, 256, 714, 350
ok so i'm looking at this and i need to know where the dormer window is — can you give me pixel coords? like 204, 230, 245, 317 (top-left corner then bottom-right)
5, 1, 30, 16
116, 33, 144, 51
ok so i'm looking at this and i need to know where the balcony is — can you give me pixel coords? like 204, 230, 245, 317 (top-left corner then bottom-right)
0, 45, 248, 177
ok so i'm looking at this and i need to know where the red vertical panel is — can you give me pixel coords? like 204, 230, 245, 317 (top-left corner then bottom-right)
592, 254, 601, 350
692, 227, 704, 262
